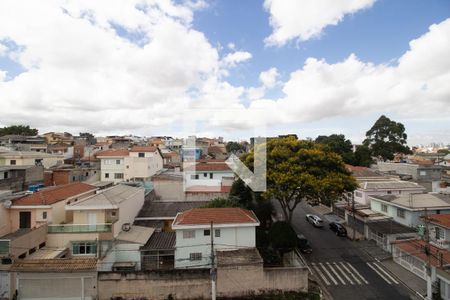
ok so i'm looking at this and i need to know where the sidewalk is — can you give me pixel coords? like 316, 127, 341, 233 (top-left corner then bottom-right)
358, 239, 392, 261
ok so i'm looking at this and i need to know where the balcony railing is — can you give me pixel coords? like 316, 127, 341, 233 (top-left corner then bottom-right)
48, 223, 112, 233
430, 239, 449, 249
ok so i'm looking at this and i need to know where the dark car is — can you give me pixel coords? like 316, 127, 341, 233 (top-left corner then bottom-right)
297, 234, 312, 254
329, 222, 347, 237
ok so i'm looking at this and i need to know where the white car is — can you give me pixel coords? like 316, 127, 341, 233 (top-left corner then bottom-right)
306, 214, 324, 227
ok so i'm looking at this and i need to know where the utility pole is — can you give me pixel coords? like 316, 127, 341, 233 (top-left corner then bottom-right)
210, 221, 216, 300
349, 192, 356, 241
424, 208, 433, 300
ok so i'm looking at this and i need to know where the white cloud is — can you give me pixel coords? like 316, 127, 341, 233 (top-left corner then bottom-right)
222, 51, 252, 68
259, 67, 279, 88
250, 18, 450, 124
264, 0, 376, 46
227, 42, 235, 50
0, 43, 7, 55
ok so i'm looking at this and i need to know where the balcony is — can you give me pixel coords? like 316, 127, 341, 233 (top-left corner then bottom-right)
48, 223, 112, 233
430, 238, 449, 250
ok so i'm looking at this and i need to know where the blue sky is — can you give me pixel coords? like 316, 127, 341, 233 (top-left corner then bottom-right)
0, 0, 449, 146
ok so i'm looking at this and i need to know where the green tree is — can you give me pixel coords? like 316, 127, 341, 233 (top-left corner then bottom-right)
79, 132, 97, 145
363, 115, 412, 161
0, 125, 38, 136
315, 134, 354, 164
229, 179, 253, 208
268, 221, 297, 254
353, 145, 373, 167
226, 141, 245, 153
437, 149, 449, 155
243, 137, 357, 224
202, 197, 239, 208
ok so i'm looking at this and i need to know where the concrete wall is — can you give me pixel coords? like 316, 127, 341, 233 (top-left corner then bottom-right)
112, 187, 145, 238
153, 178, 184, 200
98, 270, 211, 300
0, 204, 11, 237
184, 171, 234, 188
175, 226, 256, 268
100, 158, 125, 183
9, 224, 47, 258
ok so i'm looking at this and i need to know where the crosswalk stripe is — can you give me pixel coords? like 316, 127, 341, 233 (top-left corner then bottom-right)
327, 262, 346, 285
312, 263, 331, 285
333, 262, 354, 285
319, 263, 338, 285
339, 262, 362, 285
346, 262, 369, 284
372, 262, 399, 284
367, 262, 392, 284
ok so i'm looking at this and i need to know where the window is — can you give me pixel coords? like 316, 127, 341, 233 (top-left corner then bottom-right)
10, 160, 16, 165
355, 191, 363, 198
183, 230, 195, 239
397, 208, 405, 218
114, 173, 124, 179
387, 191, 392, 194
381, 204, 388, 213
204, 229, 210, 236
105, 173, 109, 179
72, 241, 97, 255
138, 152, 145, 158
189, 252, 202, 261
209, 173, 213, 179
116, 159, 121, 165
215, 229, 221, 238
204, 173, 207, 177
191, 174, 199, 180
35, 159, 42, 166
111, 211, 116, 217
42, 211, 47, 219
420, 170, 427, 176
39, 242, 46, 249
435, 227, 445, 240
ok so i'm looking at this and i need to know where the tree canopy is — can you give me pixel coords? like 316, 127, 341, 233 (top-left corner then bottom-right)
79, 132, 97, 145
226, 141, 246, 153
353, 145, 373, 167
315, 134, 354, 164
363, 115, 412, 161
0, 125, 38, 136
202, 197, 239, 208
243, 137, 357, 224
268, 221, 297, 253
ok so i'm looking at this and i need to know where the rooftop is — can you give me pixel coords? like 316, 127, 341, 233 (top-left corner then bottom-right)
116, 226, 154, 244
66, 184, 142, 210
136, 201, 208, 218
184, 162, 232, 172
426, 214, 450, 229
12, 182, 96, 206
173, 207, 259, 227
367, 220, 417, 234
0, 151, 63, 158
216, 248, 263, 266
130, 146, 158, 152
185, 185, 231, 193
370, 193, 450, 210
346, 165, 383, 178
392, 239, 450, 268
96, 149, 129, 157
142, 232, 176, 250
359, 180, 425, 190
11, 258, 97, 272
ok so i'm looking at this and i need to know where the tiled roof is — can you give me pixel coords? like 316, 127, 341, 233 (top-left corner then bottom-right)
392, 239, 450, 268
346, 164, 382, 178
96, 149, 129, 157
184, 162, 232, 172
367, 220, 416, 234
143, 232, 176, 250
359, 180, 425, 190
427, 214, 450, 229
12, 182, 96, 206
130, 146, 158, 152
208, 146, 226, 154
371, 193, 450, 209
137, 201, 208, 218
173, 208, 259, 226
11, 258, 97, 272
185, 185, 231, 193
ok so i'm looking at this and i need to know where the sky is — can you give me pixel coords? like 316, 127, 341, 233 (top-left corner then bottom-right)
0, 0, 449, 146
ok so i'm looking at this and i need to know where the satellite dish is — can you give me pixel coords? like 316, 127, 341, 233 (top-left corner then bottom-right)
122, 223, 131, 232
3, 200, 12, 208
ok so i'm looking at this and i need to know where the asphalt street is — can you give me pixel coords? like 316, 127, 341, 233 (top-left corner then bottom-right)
278, 201, 419, 300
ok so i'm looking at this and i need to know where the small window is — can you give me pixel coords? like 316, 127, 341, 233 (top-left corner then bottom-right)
28, 247, 36, 255
3, 171, 8, 179
397, 208, 405, 218
138, 153, 145, 158
204, 173, 207, 177
189, 252, 202, 261
116, 159, 121, 165
183, 230, 195, 239
10, 160, 16, 165
209, 173, 213, 179
215, 229, 221, 238
18, 252, 26, 259
39, 242, 46, 249
420, 170, 427, 176
72, 241, 97, 255
105, 173, 109, 179
435, 227, 445, 240
387, 191, 392, 194
355, 191, 363, 198
381, 204, 388, 213
42, 211, 47, 219
111, 211, 116, 217
204, 229, 210, 236
191, 174, 199, 180
114, 173, 124, 179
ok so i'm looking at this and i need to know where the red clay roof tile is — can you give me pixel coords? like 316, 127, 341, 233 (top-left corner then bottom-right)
173, 208, 259, 226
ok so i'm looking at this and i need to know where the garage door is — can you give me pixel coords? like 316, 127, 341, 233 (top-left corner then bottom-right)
18, 277, 93, 300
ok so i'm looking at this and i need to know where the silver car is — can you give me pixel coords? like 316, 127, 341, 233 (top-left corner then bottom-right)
305, 214, 324, 227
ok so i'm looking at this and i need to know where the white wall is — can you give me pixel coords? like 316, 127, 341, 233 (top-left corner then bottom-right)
100, 158, 125, 183
174, 225, 256, 268
184, 171, 234, 188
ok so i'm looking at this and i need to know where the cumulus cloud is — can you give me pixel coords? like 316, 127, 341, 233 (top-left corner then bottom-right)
264, 0, 376, 46
250, 18, 450, 123
259, 67, 279, 88
222, 51, 252, 68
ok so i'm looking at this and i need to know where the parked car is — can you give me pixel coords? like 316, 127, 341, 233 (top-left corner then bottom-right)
305, 214, 324, 227
329, 222, 347, 236
297, 234, 312, 254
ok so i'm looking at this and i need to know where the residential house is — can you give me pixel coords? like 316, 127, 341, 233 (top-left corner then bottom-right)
43, 132, 74, 145
44, 165, 99, 186
97, 147, 163, 183
370, 193, 450, 228
140, 231, 176, 270
0, 135, 47, 152
46, 184, 145, 258
0, 183, 97, 260
208, 145, 228, 160
376, 161, 443, 192
184, 160, 234, 188
0, 151, 64, 169
47, 143, 74, 160
426, 214, 450, 250
392, 239, 450, 299
172, 207, 259, 268
0, 165, 44, 192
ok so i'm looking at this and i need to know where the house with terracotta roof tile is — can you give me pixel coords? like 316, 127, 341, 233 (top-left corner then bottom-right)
172, 207, 259, 268
183, 160, 234, 189
97, 146, 163, 183
425, 214, 450, 250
